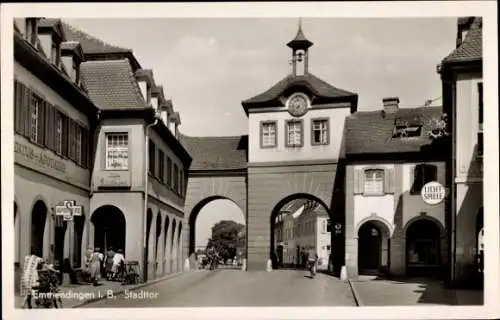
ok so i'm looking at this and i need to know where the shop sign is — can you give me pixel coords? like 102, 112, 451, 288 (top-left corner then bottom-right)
55, 200, 82, 221
15, 141, 66, 173
421, 181, 446, 205
96, 170, 131, 188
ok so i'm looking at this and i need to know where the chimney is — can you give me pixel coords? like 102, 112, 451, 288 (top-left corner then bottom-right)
383, 97, 399, 114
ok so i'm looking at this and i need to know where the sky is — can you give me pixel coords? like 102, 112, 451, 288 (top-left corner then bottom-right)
64, 18, 457, 138
194, 199, 245, 249
62, 18, 457, 243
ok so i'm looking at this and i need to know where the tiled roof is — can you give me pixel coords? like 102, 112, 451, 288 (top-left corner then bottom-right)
38, 18, 61, 29
179, 134, 248, 171
281, 199, 309, 214
80, 59, 147, 110
345, 106, 443, 155
61, 41, 80, 51
242, 73, 356, 106
62, 21, 131, 55
443, 17, 482, 64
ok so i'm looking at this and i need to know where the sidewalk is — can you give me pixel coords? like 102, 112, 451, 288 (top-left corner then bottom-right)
15, 270, 194, 309
348, 275, 483, 306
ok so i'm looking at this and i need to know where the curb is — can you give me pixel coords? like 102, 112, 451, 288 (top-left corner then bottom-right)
73, 271, 195, 308
347, 279, 364, 307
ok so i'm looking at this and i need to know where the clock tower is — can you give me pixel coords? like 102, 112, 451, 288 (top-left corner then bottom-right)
287, 19, 313, 76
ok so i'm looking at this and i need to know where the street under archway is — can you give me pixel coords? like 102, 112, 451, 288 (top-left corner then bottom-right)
269, 194, 333, 272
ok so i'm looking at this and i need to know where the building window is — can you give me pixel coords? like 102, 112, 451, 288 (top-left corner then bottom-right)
167, 157, 172, 188
75, 126, 82, 165
30, 95, 40, 142
55, 113, 63, 155
411, 164, 438, 195
158, 150, 165, 182
285, 120, 303, 147
311, 119, 329, 145
364, 169, 384, 195
148, 139, 155, 175
180, 169, 184, 196
260, 121, 277, 148
105, 133, 129, 170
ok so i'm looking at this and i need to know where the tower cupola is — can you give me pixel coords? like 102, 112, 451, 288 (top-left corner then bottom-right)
287, 19, 314, 76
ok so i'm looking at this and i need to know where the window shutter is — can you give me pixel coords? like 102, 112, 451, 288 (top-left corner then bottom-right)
389, 167, 396, 193
353, 168, 364, 194
37, 98, 45, 144
44, 102, 51, 148
62, 115, 68, 157
409, 165, 415, 193
14, 80, 23, 134
23, 86, 31, 137
384, 168, 390, 194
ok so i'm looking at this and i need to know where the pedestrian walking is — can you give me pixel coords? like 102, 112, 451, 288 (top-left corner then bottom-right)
105, 247, 115, 280
89, 247, 102, 286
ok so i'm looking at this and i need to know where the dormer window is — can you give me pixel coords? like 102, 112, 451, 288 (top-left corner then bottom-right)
51, 41, 60, 66
25, 18, 38, 45
392, 118, 422, 138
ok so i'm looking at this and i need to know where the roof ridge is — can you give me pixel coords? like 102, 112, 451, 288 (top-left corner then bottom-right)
182, 134, 248, 139
62, 21, 132, 52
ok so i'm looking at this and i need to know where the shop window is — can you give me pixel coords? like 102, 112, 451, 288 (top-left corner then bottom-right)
411, 164, 438, 195
105, 133, 129, 170
167, 157, 172, 188
364, 169, 384, 196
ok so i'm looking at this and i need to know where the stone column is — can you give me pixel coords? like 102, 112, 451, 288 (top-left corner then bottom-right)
156, 215, 165, 277
147, 212, 157, 281
390, 164, 405, 277
172, 224, 179, 273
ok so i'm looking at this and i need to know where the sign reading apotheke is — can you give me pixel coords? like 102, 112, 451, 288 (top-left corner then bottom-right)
15, 141, 66, 172
421, 181, 446, 205
96, 170, 131, 188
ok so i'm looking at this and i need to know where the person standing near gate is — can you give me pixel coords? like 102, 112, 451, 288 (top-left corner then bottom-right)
105, 247, 115, 280
89, 247, 102, 286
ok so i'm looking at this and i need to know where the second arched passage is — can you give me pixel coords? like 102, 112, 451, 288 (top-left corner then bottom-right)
269, 193, 333, 272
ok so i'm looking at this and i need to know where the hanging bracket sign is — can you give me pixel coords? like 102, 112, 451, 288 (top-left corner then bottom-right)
421, 181, 446, 205
55, 200, 82, 221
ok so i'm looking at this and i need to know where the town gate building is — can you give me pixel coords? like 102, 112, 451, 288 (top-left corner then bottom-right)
182, 23, 359, 273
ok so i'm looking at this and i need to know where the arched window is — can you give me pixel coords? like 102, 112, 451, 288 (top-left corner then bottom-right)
364, 169, 384, 195
411, 164, 438, 195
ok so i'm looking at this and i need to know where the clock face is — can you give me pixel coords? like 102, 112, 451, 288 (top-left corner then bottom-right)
287, 93, 309, 117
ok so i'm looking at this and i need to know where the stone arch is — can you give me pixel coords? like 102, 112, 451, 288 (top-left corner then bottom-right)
163, 215, 171, 274
188, 195, 246, 255
154, 211, 162, 275
177, 221, 183, 271
145, 208, 154, 281
171, 219, 178, 272
14, 201, 20, 264
73, 206, 86, 267
269, 193, 331, 269
90, 205, 126, 252
355, 215, 394, 238
30, 199, 49, 258
403, 215, 446, 237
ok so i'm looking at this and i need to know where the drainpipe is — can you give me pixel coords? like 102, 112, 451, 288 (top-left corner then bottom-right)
143, 118, 158, 282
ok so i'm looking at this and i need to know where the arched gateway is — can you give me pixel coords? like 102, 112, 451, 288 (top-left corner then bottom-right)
181, 23, 358, 273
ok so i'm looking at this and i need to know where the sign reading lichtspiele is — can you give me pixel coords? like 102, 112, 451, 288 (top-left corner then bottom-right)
421, 181, 446, 205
